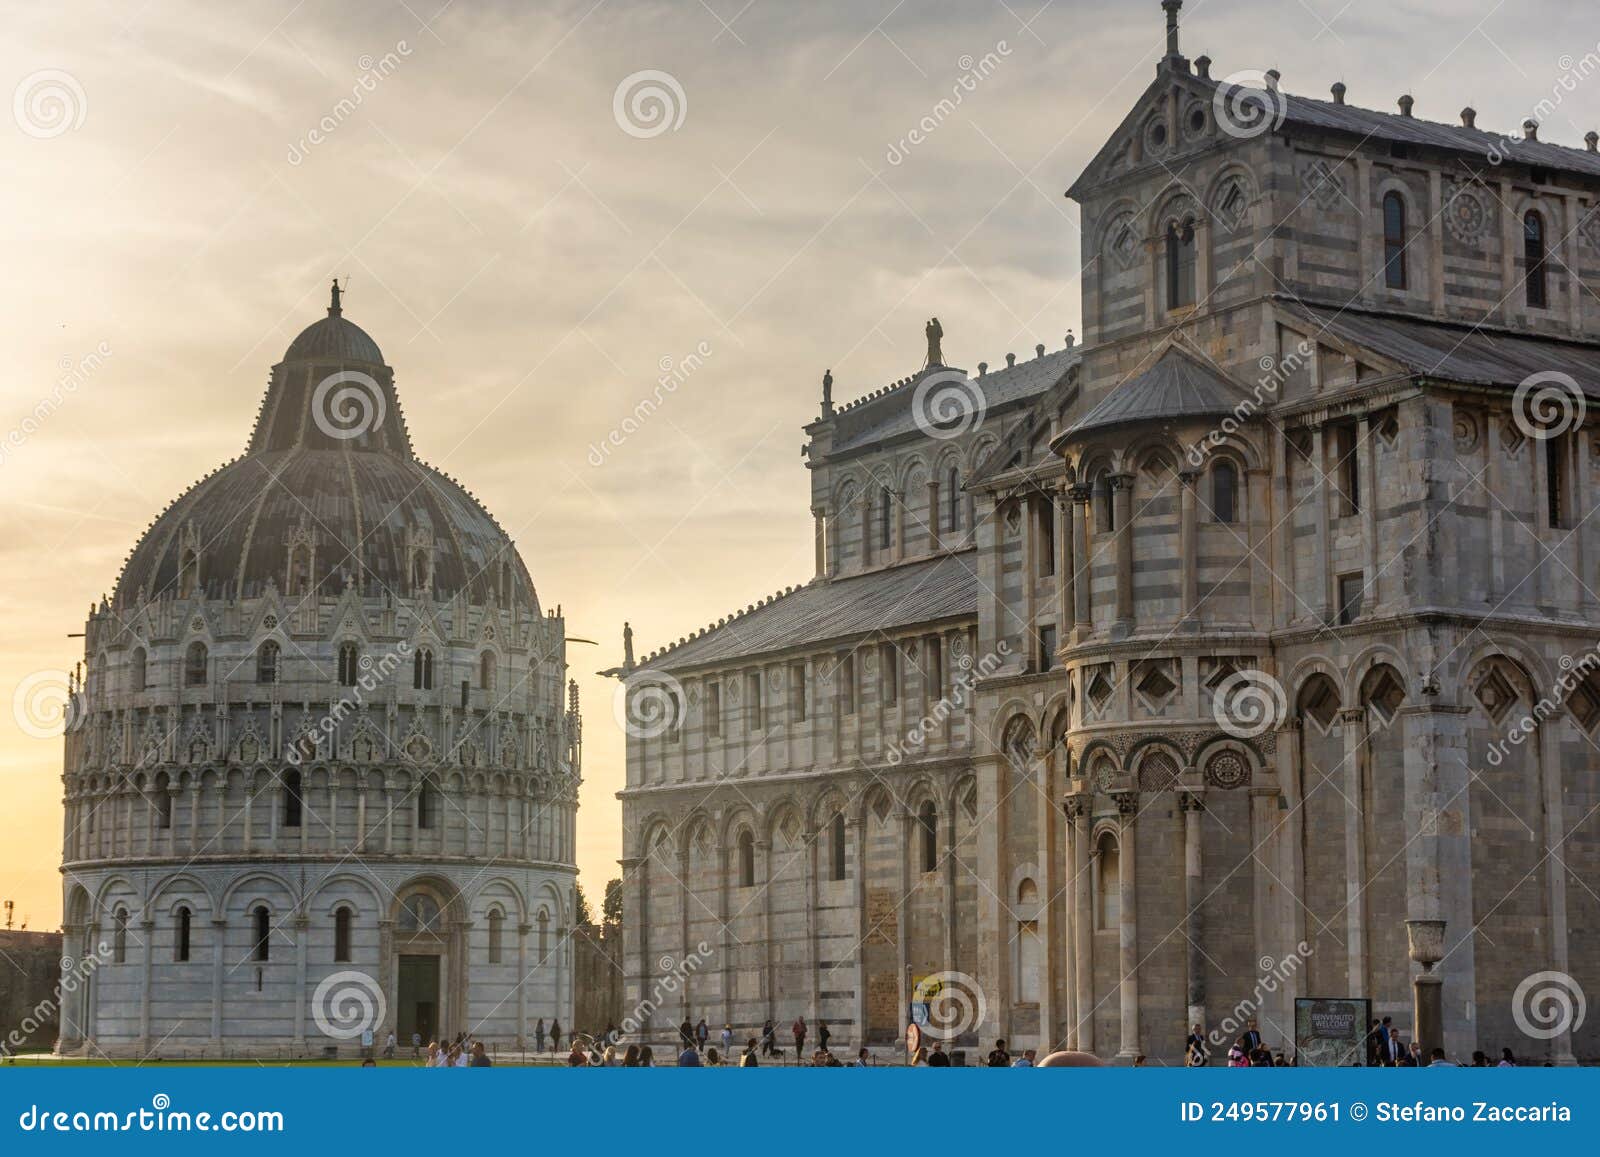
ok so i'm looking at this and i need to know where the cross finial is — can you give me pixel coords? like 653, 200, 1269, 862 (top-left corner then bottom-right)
329, 278, 343, 317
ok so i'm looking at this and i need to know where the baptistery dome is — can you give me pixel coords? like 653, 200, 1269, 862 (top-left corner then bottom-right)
60, 284, 580, 1059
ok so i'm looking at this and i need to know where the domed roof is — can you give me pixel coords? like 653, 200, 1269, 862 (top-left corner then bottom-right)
283, 313, 384, 365
112, 284, 537, 612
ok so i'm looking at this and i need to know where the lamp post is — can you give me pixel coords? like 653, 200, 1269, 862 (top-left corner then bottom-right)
1405, 919, 1446, 1057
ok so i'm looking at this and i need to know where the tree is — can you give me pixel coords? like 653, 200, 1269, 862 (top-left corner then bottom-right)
574, 882, 593, 926
602, 877, 623, 925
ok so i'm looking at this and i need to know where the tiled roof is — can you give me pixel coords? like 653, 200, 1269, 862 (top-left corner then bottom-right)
1281, 300, 1600, 393
828, 347, 1080, 454
1064, 345, 1242, 440
638, 551, 979, 671
1269, 88, 1600, 180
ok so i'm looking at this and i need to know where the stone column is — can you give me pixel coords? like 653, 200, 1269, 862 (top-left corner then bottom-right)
1113, 790, 1139, 1059
293, 912, 308, 1049
760, 839, 776, 1024
1337, 706, 1369, 998
517, 922, 530, 1049
1536, 711, 1576, 1064
1056, 481, 1073, 633
813, 508, 827, 577
805, 823, 820, 1021
189, 783, 201, 854
209, 918, 226, 1048
1111, 473, 1134, 634
1070, 484, 1091, 638
849, 815, 868, 1046
677, 843, 692, 1018
895, 810, 913, 1032
927, 479, 941, 552
138, 918, 154, 1055
1036, 761, 1061, 1050
1067, 796, 1092, 1053
1399, 703, 1475, 1059
1358, 414, 1378, 608
719, 845, 733, 1032
1178, 470, 1199, 622
1312, 425, 1331, 621
1180, 790, 1206, 1033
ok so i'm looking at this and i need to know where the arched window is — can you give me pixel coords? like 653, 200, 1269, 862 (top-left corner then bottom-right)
1382, 191, 1407, 289
1015, 879, 1041, 1004
338, 642, 360, 687
1524, 210, 1548, 308
334, 907, 352, 963
479, 651, 495, 692
1212, 461, 1238, 524
946, 468, 961, 532
282, 768, 303, 828
878, 486, 893, 551
154, 772, 172, 829
487, 910, 504, 964
1096, 833, 1121, 930
113, 907, 128, 963
417, 781, 435, 830
537, 909, 550, 960
175, 906, 192, 962
184, 641, 208, 687
177, 549, 198, 598
130, 647, 147, 692
737, 830, 755, 888
918, 800, 938, 872
1093, 471, 1114, 534
256, 640, 279, 684
413, 647, 434, 691
830, 812, 847, 882
1165, 217, 1196, 309
252, 905, 270, 961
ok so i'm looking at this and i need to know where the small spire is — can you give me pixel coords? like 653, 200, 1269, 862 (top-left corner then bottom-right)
1161, 0, 1183, 59
1331, 81, 1346, 105
329, 278, 343, 317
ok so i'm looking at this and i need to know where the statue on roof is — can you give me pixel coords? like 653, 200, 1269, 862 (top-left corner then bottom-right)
623, 620, 635, 670
821, 369, 833, 415
329, 278, 343, 316
925, 317, 944, 368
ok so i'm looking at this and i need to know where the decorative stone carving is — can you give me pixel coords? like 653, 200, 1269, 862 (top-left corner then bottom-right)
1443, 180, 1490, 245
1204, 749, 1250, 789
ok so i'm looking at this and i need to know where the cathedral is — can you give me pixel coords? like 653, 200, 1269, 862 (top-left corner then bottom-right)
58, 285, 581, 1057
615, 2, 1600, 1063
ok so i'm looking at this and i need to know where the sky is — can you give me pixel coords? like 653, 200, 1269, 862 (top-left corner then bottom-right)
2, 0, 1595, 931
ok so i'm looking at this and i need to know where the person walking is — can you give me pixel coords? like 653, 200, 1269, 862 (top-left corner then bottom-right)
696, 1017, 710, 1050
535, 1018, 546, 1053
721, 1023, 733, 1054
550, 1019, 562, 1053
792, 1015, 807, 1061
411, 1031, 422, 1059
1185, 1024, 1209, 1067
384, 1030, 396, 1060
761, 1018, 775, 1057
679, 1018, 695, 1051
817, 1020, 831, 1053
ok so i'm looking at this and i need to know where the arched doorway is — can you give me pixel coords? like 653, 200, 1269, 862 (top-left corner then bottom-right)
391, 879, 462, 1046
